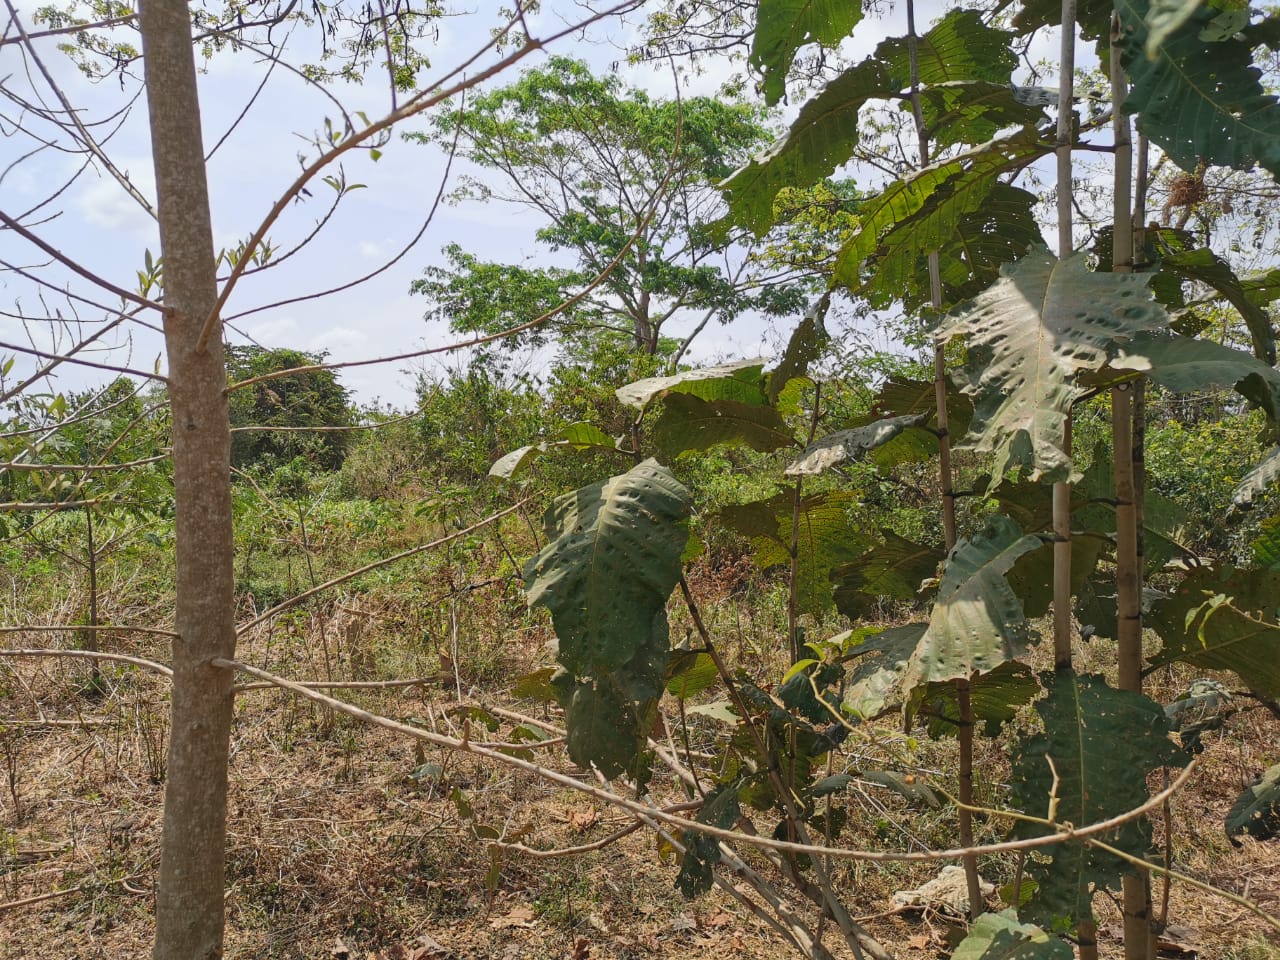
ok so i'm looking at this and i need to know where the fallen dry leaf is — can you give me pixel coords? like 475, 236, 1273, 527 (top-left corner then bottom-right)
704, 910, 733, 928
567, 807, 598, 832
490, 904, 537, 930
568, 937, 590, 960
331, 937, 353, 958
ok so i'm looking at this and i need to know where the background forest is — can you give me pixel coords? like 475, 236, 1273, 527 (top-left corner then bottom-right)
3, 0, 1280, 958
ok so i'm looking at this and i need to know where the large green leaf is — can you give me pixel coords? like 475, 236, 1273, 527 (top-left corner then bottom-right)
832, 530, 945, 619
526, 460, 690, 674
785, 414, 928, 475
1160, 247, 1276, 364
1149, 565, 1280, 699
1120, 0, 1280, 176
1226, 762, 1280, 842
1013, 0, 1114, 44
1251, 515, 1280, 569
916, 81, 1048, 149
863, 377, 974, 468
652, 393, 796, 459
676, 779, 741, 896
1011, 672, 1185, 933
720, 59, 893, 235
1114, 332, 1280, 423
616, 360, 768, 410
489, 423, 618, 480
833, 130, 1047, 292
721, 490, 872, 615
863, 183, 1043, 313
876, 9, 1016, 87
952, 909, 1073, 959
842, 623, 927, 719
903, 515, 1042, 693
1144, 0, 1207, 58
750, 0, 865, 106
911, 661, 1042, 738
767, 298, 830, 403
1233, 447, 1280, 509
937, 250, 1168, 485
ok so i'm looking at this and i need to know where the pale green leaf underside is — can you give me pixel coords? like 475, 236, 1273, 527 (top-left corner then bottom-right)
785, 413, 928, 475
616, 360, 768, 410
938, 250, 1167, 485
1234, 447, 1280, 509
952, 910, 1073, 959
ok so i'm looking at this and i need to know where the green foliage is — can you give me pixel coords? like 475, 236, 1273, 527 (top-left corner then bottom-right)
675, 779, 741, 897
904, 515, 1041, 692
1119, 0, 1280, 177
749, 0, 864, 105
951, 910, 1073, 959
1226, 763, 1280, 843
227, 346, 353, 471
524, 461, 691, 777
832, 531, 944, 619
938, 251, 1168, 485
1011, 672, 1185, 932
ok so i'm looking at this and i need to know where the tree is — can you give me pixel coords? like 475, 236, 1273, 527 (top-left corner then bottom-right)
0, 3, 645, 957
226, 346, 354, 471
410, 56, 814, 363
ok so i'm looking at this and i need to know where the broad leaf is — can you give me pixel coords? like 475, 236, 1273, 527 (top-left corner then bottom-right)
1233, 447, 1280, 510
750, 0, 865, 106
863, 378, 974, 468
1252, 516, 1280, 569
916, 80, 1048, 149
1145, 0, 1206, 58
1226, 763, 1280, 842
952, 910, 1073, 959
767, 298, 829, 403
877, 10, 1016, 87
720, 59, 893, 235
490, 443, 546, 480
843, 623, 927, 719
676, 779, 741, 896
1149, 565, 1280, 699
833, 130, 1048, 292
832, 531, 945, 619
903, 516, 1042, 694
1120, 0, 1280, 176
937, 250, 1168, 485
1160, 247, 1276, 364
786, 414, 928, 475
911, 661, 1042, 738
1014, 0, 1113, 44
666, 651, 719, 698
652, 393, 796, 458
1011, 672, 1185, 933
489, 423, 618, 480
616, 360, 768, 410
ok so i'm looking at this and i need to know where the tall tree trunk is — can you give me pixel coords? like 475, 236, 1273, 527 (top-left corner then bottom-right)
138, 1, 238, 957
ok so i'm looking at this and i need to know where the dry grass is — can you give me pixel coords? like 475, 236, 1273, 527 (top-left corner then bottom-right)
2, 551, 1280, 959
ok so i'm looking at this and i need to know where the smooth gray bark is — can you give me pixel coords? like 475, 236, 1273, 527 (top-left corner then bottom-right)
137, 1, 237, 957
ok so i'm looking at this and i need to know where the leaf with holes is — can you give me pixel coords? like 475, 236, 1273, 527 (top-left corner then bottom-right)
877, 9, 1016, 87
652, 393, 796, 459
1120, 0, 1280, 176
910, 661, 1041, 738
843, 623, 927, 719
952, 910, 1073, 959
1011, 672, 1185, 933
937, 250, 1168, 485
903, 515, 1041, 694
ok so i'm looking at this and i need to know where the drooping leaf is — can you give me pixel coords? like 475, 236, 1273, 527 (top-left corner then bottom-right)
876, 10, 1017, 87
1006, 533, 1107, 621
676, 779, 741, 897
1013, 0, 1114, 43
911, 661, 1042, 738
720, 59, 894, 235
490, 443, 547, 480
903, 516, 1042, 693
915, 80, 1049, 149
750, 0, 865, 106
863, 377, 974, 468
489, 423, 619, 480
952, 910, 1073, 960
1120, 0, 1280, 177
1114, 332, 1280, 424
843, 623, 927, 719
616, 360, 768, 410
785, 414, 928, 475
1149, 565, 1280, 699
565, 679, 647, 779
833, 130, 1048, 293
937, 250, 1169, 485
1233, 447, 1280, 510
832, 531, 944, 619
666, 651, 719, 698
652, 393, 796, 459
1011, 672, 1185, 933
1074, 441, 1190, 570
1252, 515, 1280, 569
767, 297, 830, 403
1226, 763, 1280, 843
1160, 247, 1276, 364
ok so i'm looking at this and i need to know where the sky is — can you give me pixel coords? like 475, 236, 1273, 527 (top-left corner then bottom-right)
0, 0, 1056, 410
